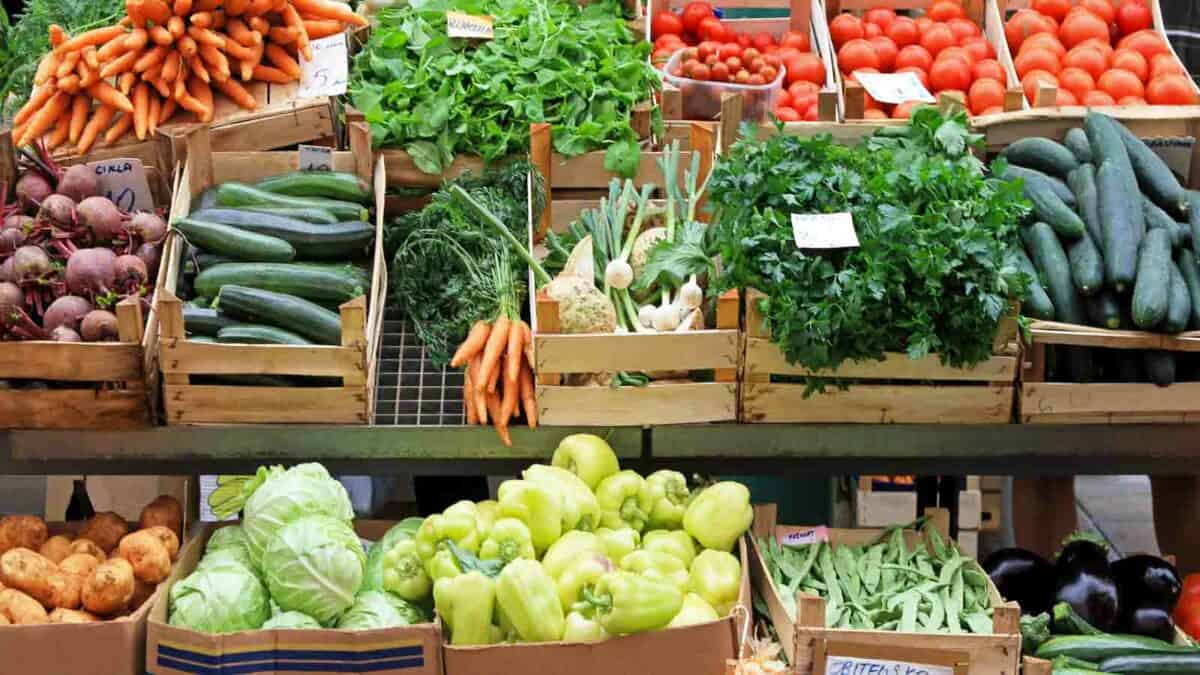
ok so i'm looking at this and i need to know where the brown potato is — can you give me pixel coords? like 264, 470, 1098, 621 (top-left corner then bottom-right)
47, 572, 81, 610
82, 558, 134, 616
48, 608, 98, 623
77, 513, 128, 553
117, 531, 171, 584
68, 539, 106, 562
130, 578, 155, 611
0, 589, 48, 625
0, 613, 9, 625
0, 515, 48, 555
140, 526, 180, 561
59, 553, 100, 580
39, 535, 74, 564
0, 548, 57, 607
138, 496, 183, 541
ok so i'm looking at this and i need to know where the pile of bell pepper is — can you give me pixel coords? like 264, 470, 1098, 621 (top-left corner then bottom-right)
380, 433, 754, 645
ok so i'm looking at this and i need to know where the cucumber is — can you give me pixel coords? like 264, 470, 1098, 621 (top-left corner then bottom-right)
1132, 228, 1173, 329
1026, 179, 1086, 240
255, 171, 371, 203
1191, 191, 1200, 258
239, 205, 340, 224
1085, 112, 1131, 169
1053, 602, 1103, 636
1023, 221, 1086, 324
192, 186, 219, 211
1067, 164, 1103, 245
1001, 164, 1076, 205
1068, 229, 1104, 296
1014, 247, 1056, 320
1145, 350, 1177, 386
1064, 128, 1093, 164
216, 285, 342, 345
191, 208, 374, 260
1177, 250, 1200, 329
1000, 137, 1080, 177
183, 306, 235, 337
195, 253, 234, 270
189, 335, 216, 343
1144, 196, 1186, 249
1099, 653, 1200, 673
215, 182, 369, 222
1097, 160, 1138, 292
1036, 634, 1198, 662
195, 263, 366, 304
1165, 260, 1192, 333
1112, 120, 1190, 218
1084, 291, 1122, 329
173, 218, 296, 263
216, 324, 313, 345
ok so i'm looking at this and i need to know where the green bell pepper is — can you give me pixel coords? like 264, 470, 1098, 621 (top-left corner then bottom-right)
638, 470, 691, 530
542, 531, 604, 579
556, 553, 614, 611
642, 530, 697, 567
434, 571, 498, 645
476, 499, 500, 539
583, 571, 682, 635
415, 501, 482, 568
563, 610, 609, 642
498, 479, 562, 555
381, 539, 433, 602
683, 481, 753, 552
689, 549, 741, 616
667, 593, 720, 628
596, 470, 649, 532
427, 548, 463, 581
478, 517, 536, 564
523, 464, 601, 532
595, 527, 640, 565
495, 559, 565, 643
621, 549, 689, 591
551, 433, 620, 491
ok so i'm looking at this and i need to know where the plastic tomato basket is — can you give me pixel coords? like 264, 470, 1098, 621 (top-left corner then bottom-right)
662, 50, 785, 121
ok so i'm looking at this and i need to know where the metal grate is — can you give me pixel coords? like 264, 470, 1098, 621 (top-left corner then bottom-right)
374, 307, 466, 426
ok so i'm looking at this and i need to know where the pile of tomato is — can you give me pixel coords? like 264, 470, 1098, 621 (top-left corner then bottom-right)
1006, 0, 1197, 106
829, 0, 1007, 119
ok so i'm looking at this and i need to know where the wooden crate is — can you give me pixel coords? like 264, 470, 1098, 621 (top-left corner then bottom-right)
1020, 321, 1200, 424
156, 124, 384, 425
160, 81, 336, 155
750, 504, 1022, 675
855, 479, 987, 555
741, 289, 1020, 423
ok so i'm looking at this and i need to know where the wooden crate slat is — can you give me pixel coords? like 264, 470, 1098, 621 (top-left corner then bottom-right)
211, 151, 358, 182
0, 343, 143, 382
162, 81, 335, 152
746, 337, 1017, 381
0, 390, 150, 430
537, 383, 737, 425
160, 340, 363, 378
164, 385, 368, 424
1022, 382, 1200, 421
535, 331, 738, 373
744, 383, 1015, 423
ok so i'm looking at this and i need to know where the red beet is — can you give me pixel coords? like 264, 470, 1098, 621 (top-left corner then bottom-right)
129, 212, 166, 244
50, 325, 82, 342
15, 172, 52, 214
57, 165, 99, 203
80, 309, 119, 341
0, 258, 12, 283
134, 242, 160, 277
0, 229, 25, 254
76, 196, 125, 242
39, 194, 76, 227
113, 254, 148, 292
2, 215, 33, 232
0, 282, 22, 312
12, 245, 52, 281
65, 247, 116, 297
43, 295, 93, 332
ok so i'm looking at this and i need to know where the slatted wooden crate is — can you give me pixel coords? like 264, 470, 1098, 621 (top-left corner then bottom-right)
161, 80, 336, 153
156, 124, 384, 424
855, 478, 989, 556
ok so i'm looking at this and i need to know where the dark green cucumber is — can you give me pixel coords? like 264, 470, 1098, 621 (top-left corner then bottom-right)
215, 182, 369, 221
1191, 191, 1200, 259
1053, 602, 1103, 636
1132, 228, 1173, 329
189, 335, 216, 343
1097, 160, 1138, 292
1165, 260, 1192, 333
216, 324, 313, 345
1177, 250, 1200, 329
183, 307, 235, 337
1023, 221, 1086, 324
1085, 112, 1132, 169
1064, 128, 1093, 164
191, 208, 374, 260
195, 253, 234, 270
1068, 164, 1103, 246
192, 186, 220, 211
1014, 247, 1056, 320
255, 171, 371, 203
195, 263, 366, 304
1002, 164, 1077, 205
239, 205, 339, 224
1084, 290, 1122, 329
1036, 634, 1198, 662
1113, 120, 1189, 218
216, 285, 342, 345
1026, 179, 1086, 239
1145, 350, 1177, 386
173, 218, 296, 263
1144, 196, 1186, 249
1068, 230, 1104, 296
1099, 653, 1200, 673
192, 207, 314, 230
1000, 137, 1080, 177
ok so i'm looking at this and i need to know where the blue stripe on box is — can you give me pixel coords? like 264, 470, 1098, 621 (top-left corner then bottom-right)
156, 655, 425, 675
158, 645, 423, 665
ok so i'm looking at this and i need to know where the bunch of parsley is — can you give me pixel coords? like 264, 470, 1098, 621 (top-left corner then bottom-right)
349, 0, 657, 177
710, 108, 1030, 383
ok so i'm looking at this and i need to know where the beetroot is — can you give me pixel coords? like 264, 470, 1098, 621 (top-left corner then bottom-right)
0, 258, 12, 283
113, 254, 148, 293
57, 165, 99, 203
39, 194, 76, 227
15, 172, 52, 214
66, 248, 116, 298
134, 242, 160, 277
0, 229, 25, 254
129, 212, 166, 244
50, 326, 82, 342
0, 282, 22, 313
43, 295, 92, 332
80, 309, 119, 341
76, 196, 125, 242
12, 245, 52, 281
2, 215, 33, 232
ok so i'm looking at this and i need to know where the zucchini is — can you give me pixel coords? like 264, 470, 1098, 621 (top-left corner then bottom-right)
1085, 291, 1122, 329
1053, 602, 1104, 636
1002, 164, 1077, 205
1145, 350, 1178, 386
1098, 652, 1200, 673
1000, 137, 1080, 177
1191, 191, 1200, 259
1023, 221, 1086, 324
1132, 229, 1173, 329
195, 263, 367, 304
255, 171, 371, 203
217, 285, 342, 345
1026, 179, 1086, 240
1144, 197, 1186, 249
191, 208, 374, 260
1113, 119, 1190, 218
1068, 230, 1104, 296
216, 324, 313, 345
173, 218, 296, 263
1085, 111, 1131, 169
1097, 160, 1138, 292
189, 335, 216, 343
239, 205, 340, 224
195, 253, 234, 270
1165, 260, 1192, 333
215, 182, 369, 221
192, 186, 219, 211
183, 306, 235, 337
1064, 128, 1093, 164
1177, 250, 1200, 329
1068, 164, 1103, 246
1014, 247, 1056, 320
1036, 634, 1198, 662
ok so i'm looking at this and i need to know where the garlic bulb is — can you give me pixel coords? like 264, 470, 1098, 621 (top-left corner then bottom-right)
638, 304, 656, 328
605, 259, 633, 290
653, 292, 681, 331
679, 275, 703, 310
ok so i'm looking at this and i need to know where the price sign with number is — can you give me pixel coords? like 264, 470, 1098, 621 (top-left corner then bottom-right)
298, 33, 349, 99
854, 71, 935, 104
446, 11, 494, 39
779, 526, 829, 547
299, 145, 333, 171
85, 159, 155, 212
791, 212, 859, 249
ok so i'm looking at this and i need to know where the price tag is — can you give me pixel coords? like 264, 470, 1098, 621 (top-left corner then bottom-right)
85, 158, 154, 212
1142, 136, 1195, 183
792, 212, 859, 249
779, 526, 829, 547
853, 71, 935, 105
299, 144, 333, 171
825, 656, 955, 675
447, 10, 494, 39
298, 33, 348, 99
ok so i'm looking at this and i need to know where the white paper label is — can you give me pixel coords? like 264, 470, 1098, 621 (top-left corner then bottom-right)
825, 656, 954, 675
298, 33, 348, 98
792, 212, 859, 249
86, 158, 154, 212
447, 10, 494, 39
299, 144, 333, 171
780, 526, 829, 546
1141, 136, 1195, 183
854, 72, 935, 105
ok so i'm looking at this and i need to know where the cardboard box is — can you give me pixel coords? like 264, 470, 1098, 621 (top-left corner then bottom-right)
442, 539, 751, 675
146, 521, 442, 675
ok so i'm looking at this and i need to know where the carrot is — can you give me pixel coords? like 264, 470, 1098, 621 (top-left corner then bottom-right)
161, 51, 180, 84
158, 96, 178, 124
213, 76, 256, 110
135, 45, 169, 72
188, 75, 213, 116
100, 49, 141, 78
119, 16, 132, 27
76, 104, 116, 154
280, 4, 310, 59
177, 93, 211, 120
103, 110, 134, 145
244, 0, 273, 14
500, 363, 519, 426
119, 72, 137, 94
302, 19, 343, 39
49, 24, 67, 48
34, 52, 60, 85
188, 25, 225, 48
132, 82, 150, 140
487, 391, 510, 447
178, 35, 198, 57
199, 44, 230, 80
521, 321, 534, 375
505, 319, 525, 386
77, 59, 99, 88
56, 74, 81, 94
88, 80, 135, 113
57, 25, 127, 54
147, 94, 160, 134
451, 321, 491, 368
127, 0, 146, 28
194, 0, 220, 10
19, 92, 68, 147
82, 46, 100, 70
173, 70, 188, 99
45, 109, 72, 150
261, 43, 299, 78
221, 35, 253, 61
13, 85, 56, 127
463, 363, 477, 425
125, 29, 148, 50
518, 360, 537, 429
142, 60, 164, 83
251, 64, 292, 83
225, 0, 249, 15
272, 0, 288, 12
226, 18, 260, 46
189, 11, 213, 28
141, 0, 171, 25
150, 75, 172, 98
239, 45, 261, 80
165, 16, 184, 39
477, 315, 510, 394
150, 25, 174, 46
189, 55, 210, 82
248, 16, 270, 34
172, 0, 192, 15
468, 356, 487, 425
67, 94, 90, 145
267, 26, 298, 44
97, 35, 130, 61
56, 51, 80, 79
290, 0, 368, 26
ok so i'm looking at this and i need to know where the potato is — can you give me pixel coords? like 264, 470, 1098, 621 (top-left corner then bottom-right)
82, 558, 134, 616
49, 608, 98, 623
47, 572, 81, 610
0, 613, 8, 625
140, 526, 180, 561
59, 553, 100, 580
68, 539, 106, 562
0, 588, 48, 624
117, 531, 171, 584
138, 496, 183, 541
0, 548, 57, 607
0, 515, 48, 555
39, 535, 74, 564
78, 513, 128, 553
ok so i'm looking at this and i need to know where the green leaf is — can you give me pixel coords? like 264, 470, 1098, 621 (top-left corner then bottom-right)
603, 138, 641, 178
406, 141, 445, 175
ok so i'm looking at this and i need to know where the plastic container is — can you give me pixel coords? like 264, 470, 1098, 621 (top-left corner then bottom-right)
662, 50, 784, 121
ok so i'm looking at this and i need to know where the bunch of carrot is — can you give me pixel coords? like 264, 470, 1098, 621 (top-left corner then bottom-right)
10, 0, 367, 154
450, 316, 537, 447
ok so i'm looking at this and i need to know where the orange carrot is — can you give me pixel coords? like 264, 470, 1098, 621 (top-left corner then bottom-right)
132, 82, 150, 140
239, 45, 261, 79
150, 75, 172, 98
160, 51, 178, 83
127, 0, 146, 28
302, 19, 342, 39
262, 42, 301, 78
194, 0, 220, 10
280, 4, 310, 59
248, 16, 270, 34
477, 315, 510, 394
178, 35, 198, 57
97, 35, 130, 61
189, 11, 213, 28
18, 91, 70, 146
189, 55, 210, 82
125, 28, 148, 50
506, 319, 525, 386
198, 44, 229, 79
220, 35, 252, 61
518, 361, 537, 429
251, 63, 292, 83
13, 85, 55, 127
212, 76, 256, 110
147, 94, 160, 134
188, 25, 225, 48
119, 72, 137, 94
34, 52, 60, 85
56, 74, 81, 94
463, 364, 477, 425
82, 46, 100, 70
211, 10, 227, 29
68, 94, 90, 145
141, 0, 171, 25
45, 109, 72, 150
142, 60, 164, 83
55, 51, 80, 79
101, 49, 141, 78
467, 356, 487, 425
225, 0, 249, 15
243, 0, 272, 14
150, 25, 174, 46
158, 96, 177, 124
289, 0, 368, 26
226, 18, 259, 46
103, 110, 134, 145
267, 25, 297, 44
76, 104, 115, 154
488, 390, 510, 447
177, 93, 211, 120
451, 321, 491, 368
49, 24, 67, 48
77, 59, 99, 88
173, 0, 192, 14
57, 25, 127, 54
188, 75, 213, 116
521, 321, 534, 375
135, 45, 169, 72
88, 81, 135, 113
500, 362, 519, 426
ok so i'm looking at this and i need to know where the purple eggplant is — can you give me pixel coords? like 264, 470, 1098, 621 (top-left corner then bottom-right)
1053, 532, 1119, 633
984, 548, 1056, 616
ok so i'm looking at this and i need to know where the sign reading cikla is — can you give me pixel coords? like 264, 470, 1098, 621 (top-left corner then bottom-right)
298, 33, 349, 99
854, 71, 935, 105
85, 158, 154, 212
447, 10, 494, 39
791, 212, 859, 249
825, 656, 955, 675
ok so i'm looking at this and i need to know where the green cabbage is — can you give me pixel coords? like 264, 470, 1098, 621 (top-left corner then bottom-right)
243, 463, 354, 568
262, 514, 365, 626
197, 546, 255, 574
336, 591, 427, 630
205, 524, 249, 554
169, 564, 270, 633
362, 518, 423, 591
262, 611, 322, 630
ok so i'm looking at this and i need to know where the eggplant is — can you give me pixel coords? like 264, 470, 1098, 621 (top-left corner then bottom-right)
984, 548, 1057, 616
1112, 554, 1182, 640
1054, 532, 1120, 633
1123, 605, 1177, 643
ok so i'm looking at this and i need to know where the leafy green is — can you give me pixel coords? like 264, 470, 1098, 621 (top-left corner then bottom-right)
710, 109, 1030, 389
349, 0, 657, 176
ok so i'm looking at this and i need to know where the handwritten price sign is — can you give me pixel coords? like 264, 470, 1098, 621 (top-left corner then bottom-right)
299, 145, 333, 171
854, 71, 935, 105
826, 656, 954, 675
791, 212, 859, 249
298, 33, 348, 99
85, 159, 154, 212
447, 11, 494, 39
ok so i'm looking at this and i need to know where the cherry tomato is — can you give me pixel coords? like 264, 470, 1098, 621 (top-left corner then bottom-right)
681, 47, 699, 62
760, 64, 779, 81
683, 58, 703, 77
652, 47, 677, 60
748, 58, 765, 74
764, 53, 782, 69
651, 11, 684, 39
711, 61, 731, 81
752, 32, 775, 50
742, 47, 762, 63
690, 63, 711, 81
725, 56, 743, 71
697, 41, 718, 61
735, 69, 752, 83
681, 1, 714, 34
748, 73, 766, 85
705, 53, 720, 66
718, 42, 743, 60
737, 33, 752, 48
655, 34, 685, 50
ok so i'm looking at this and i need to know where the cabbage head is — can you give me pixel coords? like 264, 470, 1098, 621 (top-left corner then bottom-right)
197, 546, 255, 574
336, 591, 427, 630
262, 611, 322, 630
169, 564, 270, 633
205, 524, 249, 554
362, 518, 423, 591
243, 463, 354, 567
262, 514, 365, 626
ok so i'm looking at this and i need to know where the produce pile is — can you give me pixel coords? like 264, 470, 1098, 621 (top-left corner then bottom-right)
349, 0, 657, 177
1, 146, 165, 345
1005, 0, 1198, 107
1005, 112, 1200, 386
0, 494, 183, 624
175, 170, 374, 353
10, 0, 366, 154
758, 520, 996, 633
986, 533, 1200, 673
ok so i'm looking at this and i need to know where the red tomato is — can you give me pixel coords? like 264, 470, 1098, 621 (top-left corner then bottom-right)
735, 69, 752, 84
764, 53, 782, 68
785, 53, 827, 86
737, 34, 752, 48
1150, 53, 1187, 79
761, 65, 779, 81
803, 104, 819, 121
892, 100, 922, 118
697, 41, 719, 60
711, 61, 731, 81
690, 63, 711, 80
961, 36, 995, 62
652, 47, 677, 61
870, 36, 899, 72
930, 57, 972, 91
791, 90, 818, 112
864, 7, 897, 30
839, 38, 881, 73
651, 11, 684, 39
1113, 49, 1149, 82
748, 57, 766, 74
682, 58, 702, 77
774, 106, 802, 122
681, 2, 714, 34
743, 47, 762, 63
752, 32, 775, 50
698, 17, 729, 43
928, 0, 966, 22
947, 18, 981, 42
864, 23, 882, 39
896, 44, 934, 72
1116, 0, 1152, 37
788, 80, 821, 99
776, 90, 793, 107
830, 13, 865, 49
748, 73, 766, 85
920, 24, 957, 58
1147, 74, 1200, 104
972, 58, 1006, 85
780, 30, 810, 52
886, 17, 920, 47
938, 46, 976, 69
718, 42, 742, 60
1082, 89, 1116, 105
863, 108, 889, 119
725, 56, 743, 72
655, 34, 685, 50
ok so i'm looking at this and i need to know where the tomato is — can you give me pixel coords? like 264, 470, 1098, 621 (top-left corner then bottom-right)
870, 36, 899, 72
1098, 68, 1145, 100
839, 38, 881, 73
711, 61, 731, 81
1147, 74, 1199, 104
1150, 53, 1187, 79
1059, 66, 1096, 99
961, 36, 995, 62
705, 53, 720, 66
1112, 49, 1149, 82
697, 41, 719, 60
1118, 95, 1146, 105
803, 104, 819, 121
897, 65, 931, 89
1116, 0, 1152, 38
1121, 31, 1172, 63
737, 33, 752, 48
742, 47, 762, 63
1080, 0, 1114, 24
885, 17, 919, 48
864, 22, 882, 39
690, 63, 711, 81
655, 34, 685, 50
829, 13, 865, 50
928, 0, 966, 22
1060, 9, 1110, 49
1078, 38, 1115, 64
735, 69, 752, 84
652, 11, 684, 39
652, 47, 678, 61
764, 53, 782, 68
1005, 9, 1054, 52
1021, 69, 1060, 103
752, 32, 775, 50
896, 44, 934, 72
920, 24, 957, 58
780, 30, 810, 52
930, 57, 971, 91
774, 105, 801, 122
785, 53, 826, 86
698, 16, 729, 43
791, 91, 818, 112
1063, 45, 1108, 80
979, 105, 1004, 114
864, 7, 896, 30
947, 18, 981, 42
748, 58, 766, 74
973, 58, 1006, 84
938, 47, 976, 69
1082, 89, 1115, 105
1020, 32, 1066, 60
746, 73, 764, 85
1055, 88, 1079, 105
915, 16, 934, 36
725, 56, 743, 72
863, 108, 889, 119
1015, 47, 1062, 79
682, 58, 701, 77
788, 80, 821, 100
776, 90, 793, 108
681, 1, 714, 34
1031, 0, 1071, 22
718, 42, 742, 60
760, 64, 779, 81
892, 100, 923, 119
